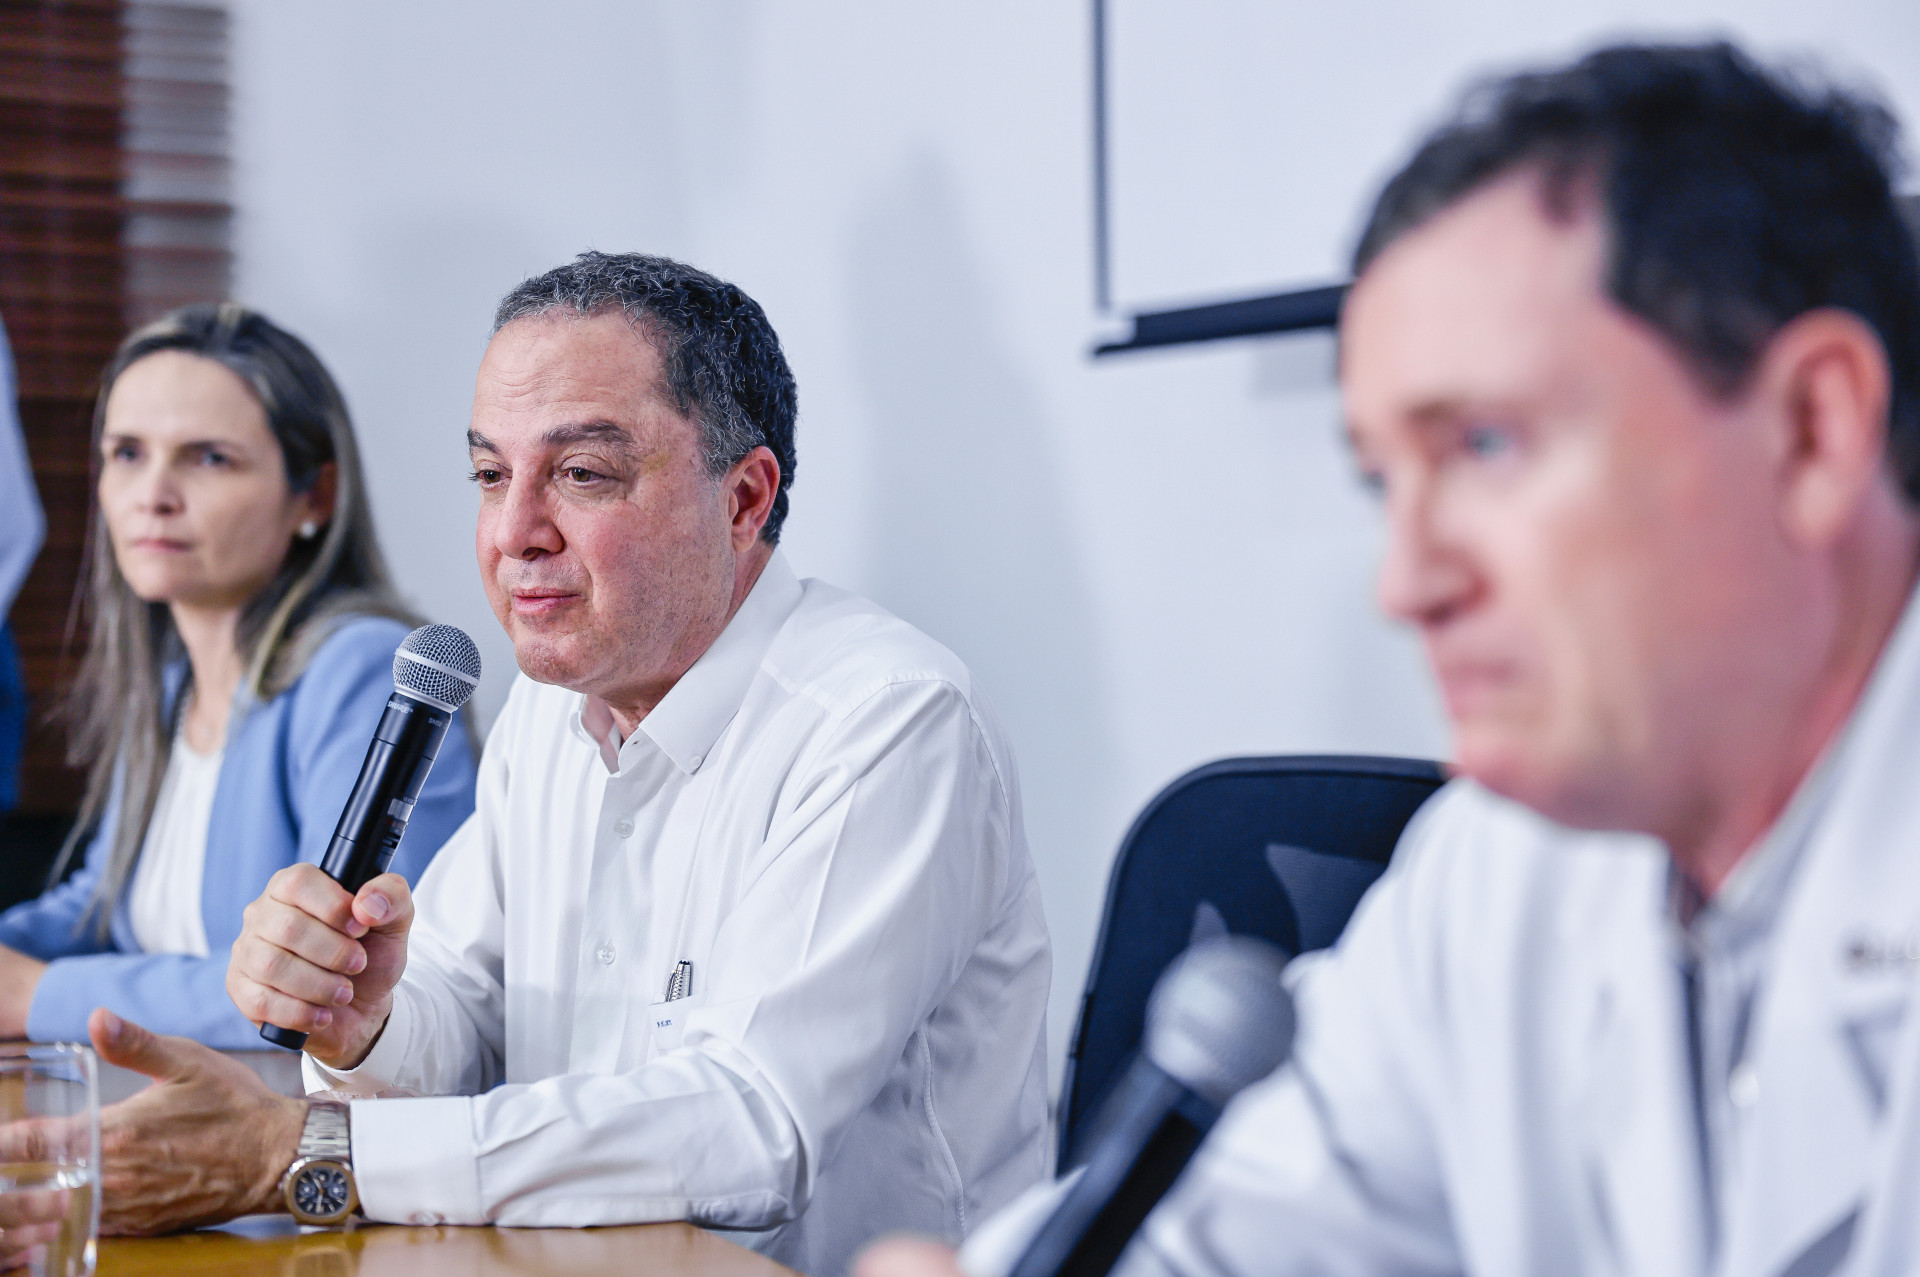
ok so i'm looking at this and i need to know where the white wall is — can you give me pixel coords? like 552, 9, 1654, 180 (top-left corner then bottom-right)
1110, 0, 1920, 310
226, 1, 1917, 1083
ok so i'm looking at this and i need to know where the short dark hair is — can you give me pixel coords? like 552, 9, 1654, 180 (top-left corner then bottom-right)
1353, 42, 1920, 503
493, 251, 799, 544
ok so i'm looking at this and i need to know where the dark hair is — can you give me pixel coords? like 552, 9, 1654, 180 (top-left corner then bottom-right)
62, 302, 411, 924
492, 252, 799, 544
1353, 42, 1920, 502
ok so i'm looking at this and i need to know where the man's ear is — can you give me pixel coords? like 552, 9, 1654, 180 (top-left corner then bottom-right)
1760, 308, 1894, 549
725, 446, 781, 551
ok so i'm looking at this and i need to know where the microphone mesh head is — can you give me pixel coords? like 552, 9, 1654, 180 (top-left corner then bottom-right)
393, 624, 482, 711
1144, 935, 1295, 1108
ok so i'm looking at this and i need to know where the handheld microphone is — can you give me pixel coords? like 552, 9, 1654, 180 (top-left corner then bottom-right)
260, 624, 481, 1050
1009, 936, 1295, 1277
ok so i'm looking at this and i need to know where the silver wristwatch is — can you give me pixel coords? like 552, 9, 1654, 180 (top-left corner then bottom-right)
280, 1099, 359, 1226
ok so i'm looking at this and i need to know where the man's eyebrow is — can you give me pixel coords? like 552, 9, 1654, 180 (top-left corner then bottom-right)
1344, 398, 1476, 456
1366, 399, 1484, 439
542, 420, 639, 452
465, 421, 640, 454
1404, 397, 1471, 425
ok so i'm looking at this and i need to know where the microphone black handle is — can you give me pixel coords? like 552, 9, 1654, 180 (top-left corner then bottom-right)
260, 694, 453, 1051
1010, 1059, 1217, 1277
259, 1023, 310, 1050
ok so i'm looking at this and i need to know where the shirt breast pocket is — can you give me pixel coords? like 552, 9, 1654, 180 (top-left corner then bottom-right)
647, 995, 702, 1057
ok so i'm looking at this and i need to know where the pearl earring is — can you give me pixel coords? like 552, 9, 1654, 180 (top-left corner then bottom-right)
299, 521, 319, 540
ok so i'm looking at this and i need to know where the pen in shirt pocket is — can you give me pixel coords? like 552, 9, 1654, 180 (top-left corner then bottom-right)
665, 959, 693, 1002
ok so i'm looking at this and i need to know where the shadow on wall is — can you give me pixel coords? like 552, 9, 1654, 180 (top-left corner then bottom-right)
1245, 336, 1449, 761
332, 214, 558, 726
844, 150, 1119, 940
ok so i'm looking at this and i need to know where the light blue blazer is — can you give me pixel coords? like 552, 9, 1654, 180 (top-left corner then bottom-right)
0, 616, 478, 1048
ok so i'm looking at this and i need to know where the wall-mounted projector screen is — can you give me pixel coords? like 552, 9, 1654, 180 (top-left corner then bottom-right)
1099, 0, 1920, 348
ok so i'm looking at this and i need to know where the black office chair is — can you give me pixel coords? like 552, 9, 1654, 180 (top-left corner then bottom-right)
1058, 754, 1446, 1166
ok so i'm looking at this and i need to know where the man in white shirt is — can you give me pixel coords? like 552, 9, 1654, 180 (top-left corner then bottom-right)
867, 41, 1920, 1277
63, 252, 1051, 1276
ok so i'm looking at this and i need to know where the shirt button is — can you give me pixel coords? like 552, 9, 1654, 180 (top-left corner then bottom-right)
409, 1211, 445, 1226
689, 754, 703, 769
596, 943, 617, 965
1729, 1062, 1760, 1109
613, 819, 634, 838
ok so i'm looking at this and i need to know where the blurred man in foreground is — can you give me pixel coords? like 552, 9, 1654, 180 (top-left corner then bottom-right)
870, 41, 1920, 1277
62, 253, 1052, 1277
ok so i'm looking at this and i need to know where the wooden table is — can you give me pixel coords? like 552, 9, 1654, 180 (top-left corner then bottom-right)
88, 1052, 798, 1275
98, 1217, 799, 1276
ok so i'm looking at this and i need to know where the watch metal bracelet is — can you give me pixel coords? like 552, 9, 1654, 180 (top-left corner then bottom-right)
299, 1099, 352, 1163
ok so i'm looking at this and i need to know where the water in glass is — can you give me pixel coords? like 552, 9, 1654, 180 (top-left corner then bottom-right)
0, 1044, 100, 1277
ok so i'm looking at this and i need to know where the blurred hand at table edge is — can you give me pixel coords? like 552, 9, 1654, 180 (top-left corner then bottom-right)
855, 1236, 966, 1277
0, 1184, 76, 1271
84, 1008, 305, 1235
228, 865, 415, 1070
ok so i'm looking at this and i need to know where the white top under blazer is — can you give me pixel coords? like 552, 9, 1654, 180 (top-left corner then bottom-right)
126, 731, 221, 958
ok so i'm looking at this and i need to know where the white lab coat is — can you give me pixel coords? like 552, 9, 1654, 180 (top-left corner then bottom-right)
974, 588, 1920, 1277
1125, 588, 1920, 1277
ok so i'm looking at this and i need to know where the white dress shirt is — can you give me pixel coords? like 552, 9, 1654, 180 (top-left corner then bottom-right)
308, 552, 1053, 1276
0, 318, 44, 616
126, 730, 221, 957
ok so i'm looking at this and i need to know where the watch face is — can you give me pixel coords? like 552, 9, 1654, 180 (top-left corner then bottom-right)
292, 1163, 354, 1220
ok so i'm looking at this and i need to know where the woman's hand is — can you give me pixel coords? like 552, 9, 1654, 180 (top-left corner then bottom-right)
0, 943, 48, 1040
0, 1183, 71, 1270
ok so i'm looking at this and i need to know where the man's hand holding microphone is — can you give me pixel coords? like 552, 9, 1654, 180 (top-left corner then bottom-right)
226, 865, 415, 1071
248, 623, 480, 1053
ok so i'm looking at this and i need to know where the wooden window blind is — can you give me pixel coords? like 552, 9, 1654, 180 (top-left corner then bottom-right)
0, 0, 230, 817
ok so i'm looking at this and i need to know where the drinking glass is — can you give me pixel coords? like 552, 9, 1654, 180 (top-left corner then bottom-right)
0, 1044, 99, 1277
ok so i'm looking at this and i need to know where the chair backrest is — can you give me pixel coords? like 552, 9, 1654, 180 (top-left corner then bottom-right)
1058, 754, 1446, 1165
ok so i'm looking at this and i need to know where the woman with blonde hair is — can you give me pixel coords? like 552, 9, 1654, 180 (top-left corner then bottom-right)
0, 303, 476, 1047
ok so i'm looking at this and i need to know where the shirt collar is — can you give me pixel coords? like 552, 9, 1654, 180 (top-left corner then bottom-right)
1669, 583, 1920, 954
1670, 752, 1834, 959
570, 550, 804, 776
